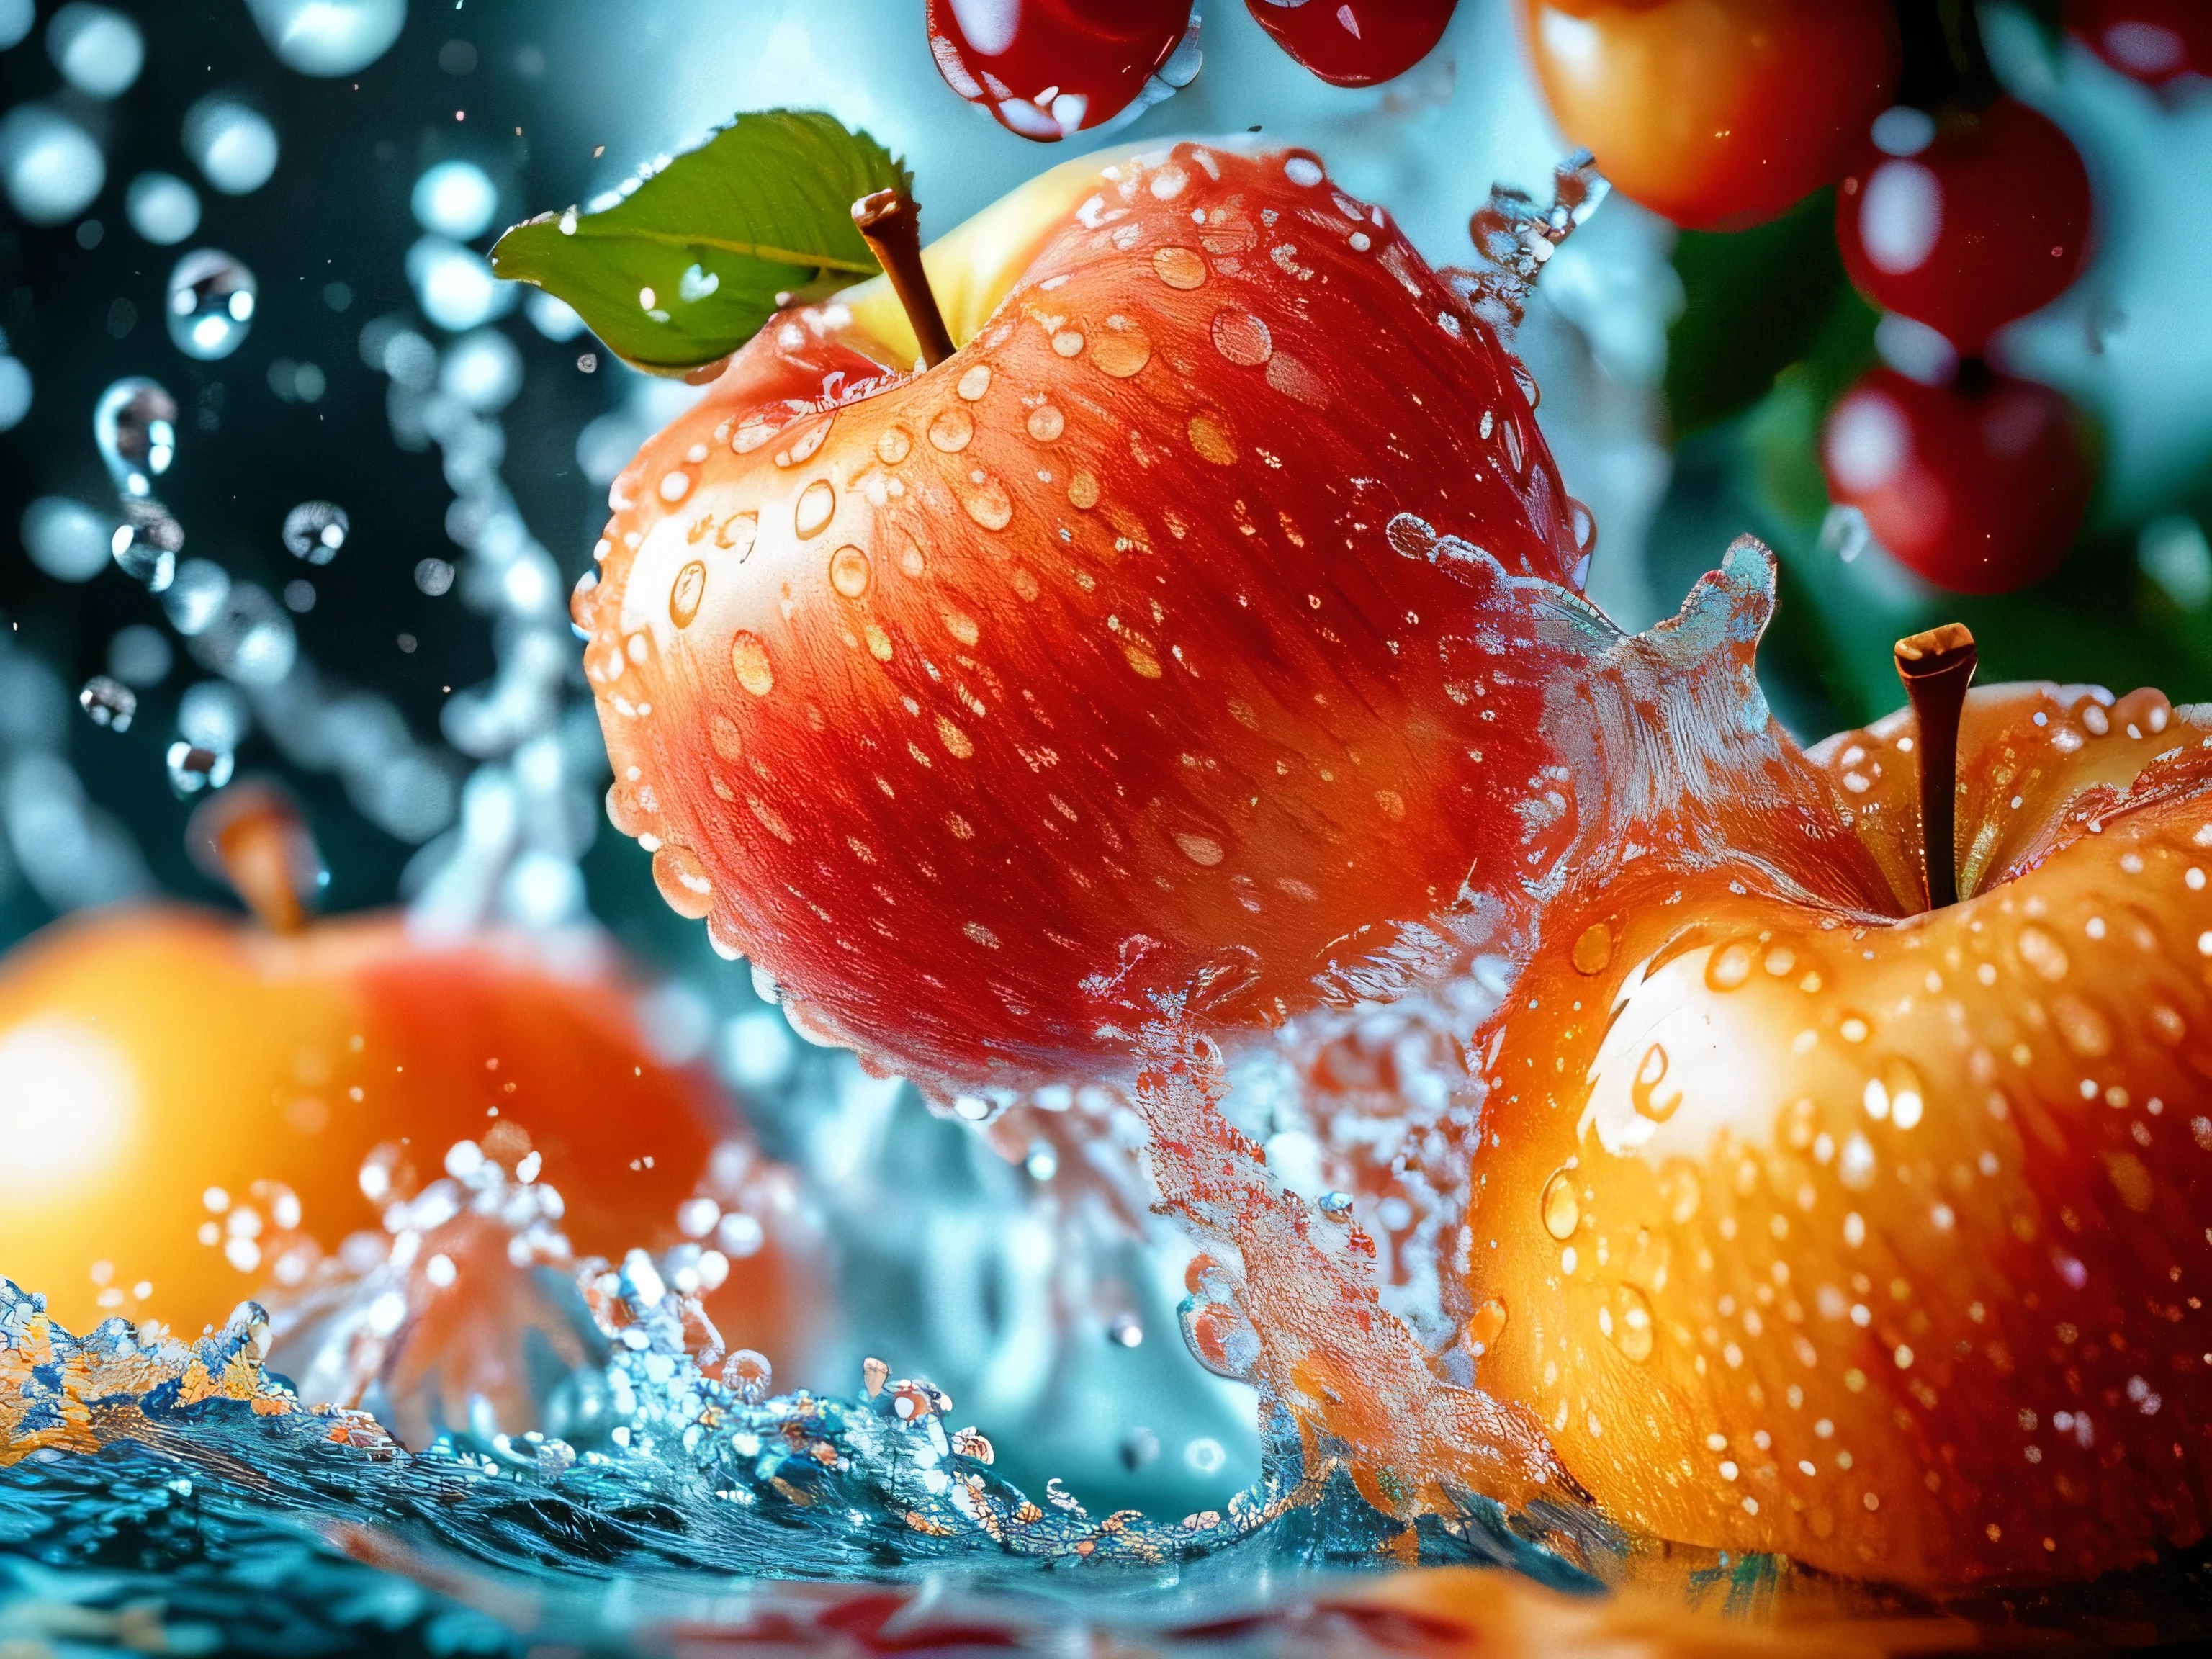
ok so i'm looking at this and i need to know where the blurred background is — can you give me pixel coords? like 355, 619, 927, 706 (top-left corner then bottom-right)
0, 0, 2208, 1527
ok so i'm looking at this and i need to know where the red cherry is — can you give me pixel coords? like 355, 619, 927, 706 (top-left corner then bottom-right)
1837, 99, 2095, 354
925, 0, 1195, 140
1245, 0, 1457, 88
2065, 0, 2212, 85
1822, 367, 2094, 595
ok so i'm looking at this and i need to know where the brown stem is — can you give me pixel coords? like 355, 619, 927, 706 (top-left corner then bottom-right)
187, 781, 321, 935
1894, 623, 1977, 910
852, 189, 956, 369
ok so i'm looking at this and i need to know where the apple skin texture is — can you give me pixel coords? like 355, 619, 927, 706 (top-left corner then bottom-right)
581, 142, 1586, 1094
0, 906, 803, 1439
1461, 546, 2212, 1583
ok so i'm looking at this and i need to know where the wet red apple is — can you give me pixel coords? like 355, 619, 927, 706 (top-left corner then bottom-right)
578, 140, 1590, 1095
0, 788, 808, 1439
1459, 557, 2212, 1584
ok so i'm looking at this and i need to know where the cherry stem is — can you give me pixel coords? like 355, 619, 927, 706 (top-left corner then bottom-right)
852, 189, 955, 370
1894, 622, 1977, 911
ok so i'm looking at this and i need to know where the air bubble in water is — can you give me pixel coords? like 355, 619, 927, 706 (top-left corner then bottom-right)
412, 160, 497, 239
21, 498, 113, 582
47, 4, 143, 98
244, 0, 405, 76
415, 557, 455, 596
77, 675, 135, 732
183, 94, 279, 195
94, 377, 178, 497
167, 250, 258, 361
125, 171, 201, 245
0, 104, 104, 225
0, 0, 30, 48
0, 356, 26, 432
282, 500, 349, 564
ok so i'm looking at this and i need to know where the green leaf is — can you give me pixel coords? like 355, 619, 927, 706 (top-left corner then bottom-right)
492, 110, 912, 374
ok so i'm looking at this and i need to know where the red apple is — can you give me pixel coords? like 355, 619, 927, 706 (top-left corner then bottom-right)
578, 141, 1590, 1096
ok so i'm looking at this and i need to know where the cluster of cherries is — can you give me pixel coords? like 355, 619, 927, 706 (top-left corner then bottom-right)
925, 0, 1462, 139
1521, 0, 2204, 595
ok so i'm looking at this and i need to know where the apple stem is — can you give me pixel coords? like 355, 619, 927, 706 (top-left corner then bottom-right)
1894, 623, 1977, 910
188, 781, 320, 935
852, 189, 956, 369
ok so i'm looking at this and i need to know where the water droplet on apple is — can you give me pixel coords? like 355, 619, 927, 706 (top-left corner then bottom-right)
1571, 921, 1613, 974
1541, 1170, 1580, 1240
928, 405, 974, 453
1510, 357, 1540, 408
2018, 923, 2069, 982
1052, 329, 1085, 357
1606, 1284, 1655, 1362
1180, 1300, 1259, 1382
956, 363, 992, 401
829, 545, 871, 600
1152, 246, 1206, 289
1067, 471, 1100, 510
1026, 404, 1065, 442
1092, 317, 1153, 378
730, 631, 773, 696
1210, 307, 1272, 367
716, 511, 758, 558
670, 559, 706, 628
963, 477, 1013, 530
1632, 1043, 1678, 1123
1187, 412, 1236, 465
876, 426, 912, 464
1172, 830, 1225, 867
1465, 1296, 1509, 1355
1707, 939, 1756, 990
652, 844, 714, 919
793, 479, 835, 539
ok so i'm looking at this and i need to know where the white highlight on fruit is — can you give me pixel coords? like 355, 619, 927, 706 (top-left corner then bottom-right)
0, 1016, 135, 1194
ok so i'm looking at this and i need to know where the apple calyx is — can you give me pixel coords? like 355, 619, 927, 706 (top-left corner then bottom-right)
1894, 622, 1977, 910
850, 189, 956, 369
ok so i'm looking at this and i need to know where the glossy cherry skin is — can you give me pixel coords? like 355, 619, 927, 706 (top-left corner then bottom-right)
0, 907, 801, 1371
1467, 678, 2212, 1584
2066, 0, 2212, 85
1244, 0, 1457, 88
1837, 99, 2095, 355
580, 143, 1588, 1095
1516, 0, 1899, 230
1822, 367, 2094, 595
925, 0, 1193, 140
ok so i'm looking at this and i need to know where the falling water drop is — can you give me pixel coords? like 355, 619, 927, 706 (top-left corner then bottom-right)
0, 104, 104, 225
182, 94, 279, 195
281, 500, 349, 564
94, 378, 176, 498
76, 675, 135, 732
166, 249, 258, 361
243, 0, 405, 76
47, 4, 143, 98
125, 172, 201, 246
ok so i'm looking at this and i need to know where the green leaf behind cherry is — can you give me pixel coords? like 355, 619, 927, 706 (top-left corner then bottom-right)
491, 110, 912, 374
